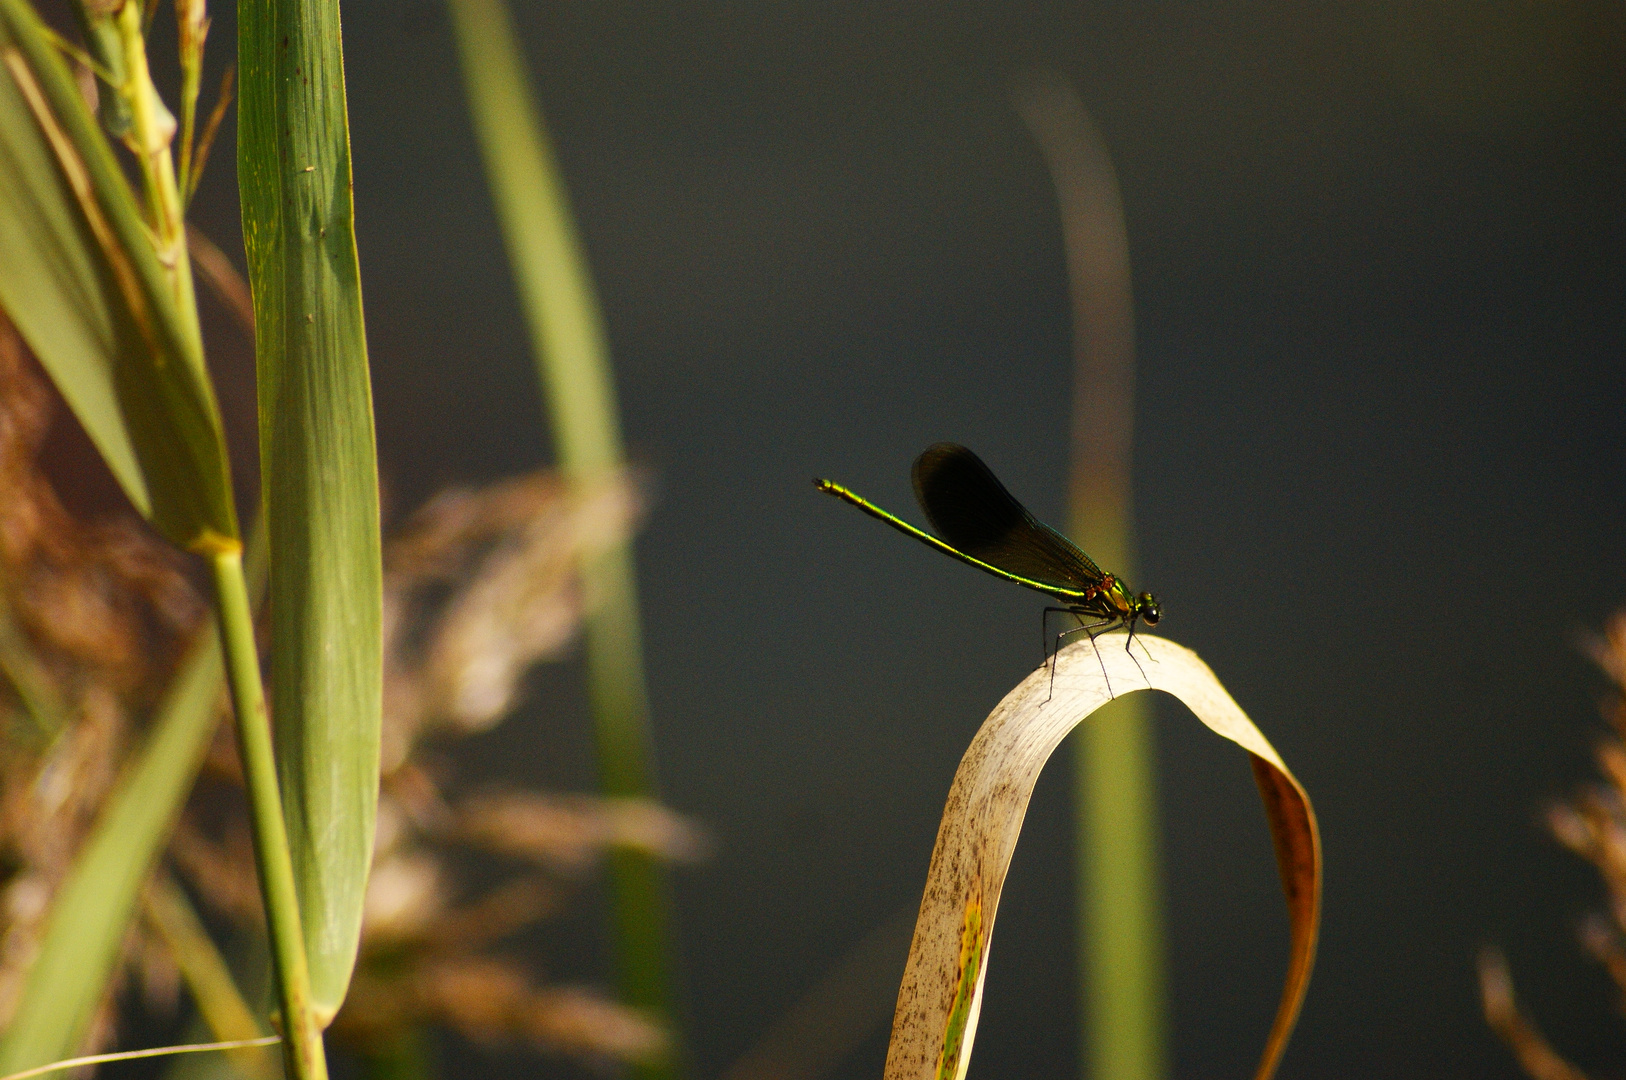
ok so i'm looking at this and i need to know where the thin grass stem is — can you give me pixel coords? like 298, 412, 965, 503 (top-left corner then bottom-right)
184, 63, 231, 208
208, 549, 327, 1080
174, 0, 206, 204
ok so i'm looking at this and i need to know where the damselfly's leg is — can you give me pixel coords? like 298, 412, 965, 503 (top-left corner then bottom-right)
1056, 613, 1119, 699
1124, 616, 1157, 666
1041, 607, 1078, 668
1042, 609, 1108, 701
1040, 607, 1074, 703
1121, 615, 1151, 687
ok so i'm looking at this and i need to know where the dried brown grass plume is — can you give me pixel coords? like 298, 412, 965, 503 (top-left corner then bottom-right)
1477, 611, 1626, 1080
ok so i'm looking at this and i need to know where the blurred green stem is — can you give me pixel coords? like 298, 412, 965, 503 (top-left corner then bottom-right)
356, 1028, 434, 1080
1077, 697, 1163, 1080
0, 583, 66, 738
1015, 72, 1166, 1080
443, 1, 675, 1072
64, 0, 129, 137
208, 549, 326, 1080
144, 873, 278, 1080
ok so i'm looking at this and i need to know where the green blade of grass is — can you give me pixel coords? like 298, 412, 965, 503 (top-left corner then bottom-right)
443, 0, 621, 474
0, 0, 236, 552
443, 0, 675, 1067
237, 0, 381, 1024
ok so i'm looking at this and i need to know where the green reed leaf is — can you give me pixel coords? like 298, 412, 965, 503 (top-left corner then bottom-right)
238, 0, 381, 1023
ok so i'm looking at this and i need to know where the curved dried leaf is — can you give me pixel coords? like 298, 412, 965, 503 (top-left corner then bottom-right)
884, 635, 1320, 1080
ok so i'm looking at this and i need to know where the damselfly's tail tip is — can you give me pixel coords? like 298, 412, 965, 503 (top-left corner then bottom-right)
812, 477, 836, 493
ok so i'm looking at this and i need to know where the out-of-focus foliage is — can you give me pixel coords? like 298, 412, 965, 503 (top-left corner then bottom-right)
0, 319, 694, 1072
442, 3, 675, 1064
0, 313, 206, 1062
179, 465, 694, 1070
380, 471, 643, 763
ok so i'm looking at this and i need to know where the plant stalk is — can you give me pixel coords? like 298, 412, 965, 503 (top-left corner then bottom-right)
208, 549, 327, 1080
443, 1, 676, 1069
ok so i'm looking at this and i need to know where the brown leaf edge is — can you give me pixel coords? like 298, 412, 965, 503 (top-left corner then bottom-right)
881, 634, 1321, 1080
1248, 753, 1320, 1080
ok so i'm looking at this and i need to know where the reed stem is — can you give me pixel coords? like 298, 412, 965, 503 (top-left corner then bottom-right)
208, 550, 327, 1080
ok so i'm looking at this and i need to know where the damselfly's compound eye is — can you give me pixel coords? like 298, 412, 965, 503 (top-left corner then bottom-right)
1139, 594, 1161, 625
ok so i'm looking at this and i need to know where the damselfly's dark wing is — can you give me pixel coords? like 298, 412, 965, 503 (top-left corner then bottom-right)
911, 443, 1107, 594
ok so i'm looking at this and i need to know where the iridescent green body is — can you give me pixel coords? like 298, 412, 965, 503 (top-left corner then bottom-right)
814, 443, 1160, 637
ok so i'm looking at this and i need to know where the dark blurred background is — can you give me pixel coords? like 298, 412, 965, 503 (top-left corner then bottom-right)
179, 2, 1626, 1077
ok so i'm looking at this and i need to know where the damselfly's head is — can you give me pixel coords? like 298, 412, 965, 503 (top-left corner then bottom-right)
1135, 592, 1161, 626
